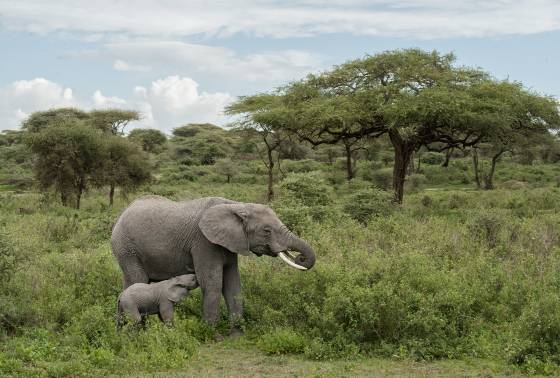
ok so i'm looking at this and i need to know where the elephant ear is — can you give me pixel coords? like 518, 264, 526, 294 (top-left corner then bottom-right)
166, 281, 188, 303
199, 203, 250, 255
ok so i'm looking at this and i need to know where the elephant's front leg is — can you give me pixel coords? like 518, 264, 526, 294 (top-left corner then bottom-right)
223, 259, 243, 336
200, 266, 223, 325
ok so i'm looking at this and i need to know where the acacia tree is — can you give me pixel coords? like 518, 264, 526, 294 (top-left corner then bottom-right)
467, 81, 560, 189
281, 49, 515, 202
101, 136, 152, 205
225, 94, 290, 202
25, 118, 105, 209
24, 108, 151, 207
89, 109, 140, 135
128, 128, 167, 153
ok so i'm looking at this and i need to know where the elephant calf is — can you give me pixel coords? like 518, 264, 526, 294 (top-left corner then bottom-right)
116, 274, 198, 328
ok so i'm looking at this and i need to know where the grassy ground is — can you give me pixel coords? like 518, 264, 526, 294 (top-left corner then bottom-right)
126, 339, 528, 378
2, 158, 560, 376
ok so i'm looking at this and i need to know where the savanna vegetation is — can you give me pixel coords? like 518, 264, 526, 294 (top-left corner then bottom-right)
1, 49, 560, 377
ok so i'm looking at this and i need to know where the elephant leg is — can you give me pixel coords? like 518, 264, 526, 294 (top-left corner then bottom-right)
158, 301, 174, 326
119, 255, 149, 289
222, 259, 243, 336
121, 302, 142, 327
192, 240, 225, 327
112, 235, 148, 289
200, 266, 223, 326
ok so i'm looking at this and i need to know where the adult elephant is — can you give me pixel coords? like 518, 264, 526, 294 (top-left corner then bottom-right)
111, 196, 316, 334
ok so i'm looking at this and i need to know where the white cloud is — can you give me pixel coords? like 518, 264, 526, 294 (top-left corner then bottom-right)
92, 90, 127, 107
0, 78, 77, 130
1, 0, 559, 39
0, 76, 232, 133
137, 76, 233, 130
69, 41, 321, 84
113, 59, 151, 72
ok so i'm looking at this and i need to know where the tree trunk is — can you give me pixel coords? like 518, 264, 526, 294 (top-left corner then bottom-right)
416, 152, 421, 173
226, 175, 231, 184
442, 148, 452, 168
389, 131, 415, 204
483, 150, 504, 190
60, 192, 68, 206
109, 183, 115, 206
76, 188, 82, 210
267, 146, 274, 202
408, 152, 415, 176
472, 148, 481, 189
344, 143, 354, 181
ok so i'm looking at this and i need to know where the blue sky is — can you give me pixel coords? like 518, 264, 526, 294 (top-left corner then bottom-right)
1, 0, 559, 133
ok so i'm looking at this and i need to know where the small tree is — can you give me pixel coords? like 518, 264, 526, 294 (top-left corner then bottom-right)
128, 128, 167, 153
101, 136, 152, 205
214, 158, 237, 183
225, 94, 290, 201
25, 119, 105, 209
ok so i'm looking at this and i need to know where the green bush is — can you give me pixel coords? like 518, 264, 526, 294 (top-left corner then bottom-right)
421, 152, 445, 165
407, 173, 427, 191
370, 168, 393, 190
343, 188, 395, 224
258, 329, 307, 355
279, 172, 331, 207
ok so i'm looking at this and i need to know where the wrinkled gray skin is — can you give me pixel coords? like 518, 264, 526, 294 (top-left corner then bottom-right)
111, 196, 316, 334
116, 274, 198, 328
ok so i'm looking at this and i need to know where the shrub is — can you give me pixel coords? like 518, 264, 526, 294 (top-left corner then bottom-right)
279, 172, 331, 207
407, 173, 427, 191
370, 168, 393, 190
258, 329, 307, 355
512, 294, 560, 374
421, 195, 433, 207
343, 188, 395, 224
421, 152, 445, 165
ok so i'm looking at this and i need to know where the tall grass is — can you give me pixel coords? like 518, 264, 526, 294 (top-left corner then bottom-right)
1, 165, 560, 375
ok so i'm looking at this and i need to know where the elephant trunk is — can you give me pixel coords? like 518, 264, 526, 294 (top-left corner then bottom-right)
279, 232, 316, 270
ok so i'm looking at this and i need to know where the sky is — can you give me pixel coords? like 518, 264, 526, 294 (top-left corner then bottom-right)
1, 0, 559, 133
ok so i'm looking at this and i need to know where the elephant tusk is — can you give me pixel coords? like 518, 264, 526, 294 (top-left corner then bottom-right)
278, 252, 308, 270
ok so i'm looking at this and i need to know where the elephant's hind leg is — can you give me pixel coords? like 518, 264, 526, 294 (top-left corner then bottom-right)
112, 234, 148, 289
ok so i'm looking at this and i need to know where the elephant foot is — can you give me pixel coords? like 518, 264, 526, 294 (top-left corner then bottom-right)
229, 327, 244, 338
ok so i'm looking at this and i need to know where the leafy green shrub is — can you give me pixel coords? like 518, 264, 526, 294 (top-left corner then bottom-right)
421, 152, 445, 165
343, 188, 395, 224
279, 172, 331, 207
272, 197, 314, 234
304, 337, 360, 361
407, 173, 427, 191
467, 211, 505, 248
421, 195, 432, 207
258, 328, 307, 355
512, 294, 560, 374
282, 159, 321, 173
370, 168, 393, 190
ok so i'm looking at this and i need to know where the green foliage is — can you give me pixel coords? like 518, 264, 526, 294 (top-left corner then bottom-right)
407, 173, 427, 191
278, 172, 331, 207
171, 123, 238, 165
343, 188, 395, 224
25, 118, 106, 208
421, 152, 445, 165
369, 168, 393, 190
128, 128, 167, 153
258, 329, 307, 355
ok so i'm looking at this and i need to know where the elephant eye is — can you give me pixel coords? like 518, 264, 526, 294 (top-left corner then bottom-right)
263, 227, 272, 234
